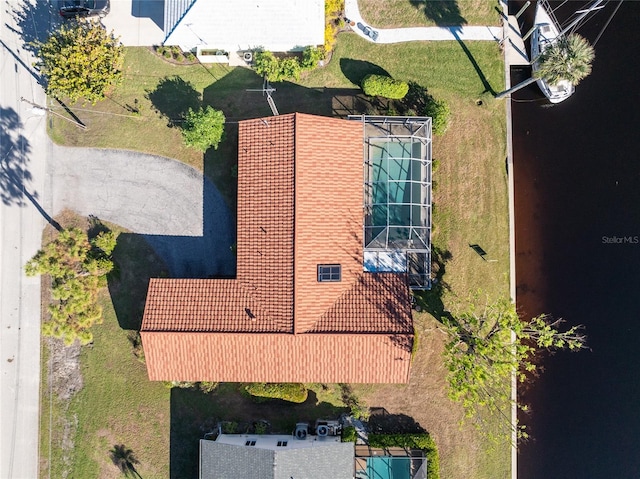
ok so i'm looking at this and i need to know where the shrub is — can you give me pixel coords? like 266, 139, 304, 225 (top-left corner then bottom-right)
163, 50, 172, 59
186, 52, 196, 62
361, 74, 409, 100
424, 98, 451, 135
368, 433, 440, 479
244, 383, 308, 403
324, 22, 338, 53
181, 106, 225, 152
342, 426, 357, 443
253, 50, 302, 82
302, 46, 325, 69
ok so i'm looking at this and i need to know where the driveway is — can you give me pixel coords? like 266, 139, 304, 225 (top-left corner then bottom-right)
48, 146, 236, 278
100, 0, 165, 46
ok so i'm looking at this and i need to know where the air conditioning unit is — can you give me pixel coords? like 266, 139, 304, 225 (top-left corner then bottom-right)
294, 423, 308, 440
316, 425, 329, 437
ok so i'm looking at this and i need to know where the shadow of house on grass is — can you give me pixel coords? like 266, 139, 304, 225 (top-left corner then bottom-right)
169, 385, 349, 479
368, 407, 427, 434
107, 172, 236, 331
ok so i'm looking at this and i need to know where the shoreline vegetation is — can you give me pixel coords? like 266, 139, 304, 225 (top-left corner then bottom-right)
42, 24, 509, 479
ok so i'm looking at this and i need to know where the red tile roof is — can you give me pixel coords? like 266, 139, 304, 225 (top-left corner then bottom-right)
141, 113, 413, 384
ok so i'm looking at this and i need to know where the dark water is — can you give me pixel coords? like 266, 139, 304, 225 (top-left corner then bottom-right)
512, 2, 640, 478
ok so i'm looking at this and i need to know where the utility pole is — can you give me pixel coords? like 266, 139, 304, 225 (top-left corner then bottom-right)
20, 97, 87, 130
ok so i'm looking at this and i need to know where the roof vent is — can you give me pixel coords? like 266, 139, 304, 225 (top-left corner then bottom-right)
316, 425, 329, 437
294, 423, 308, 440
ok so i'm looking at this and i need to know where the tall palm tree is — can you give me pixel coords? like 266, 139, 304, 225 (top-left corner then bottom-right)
535, 33, 595, 86
497, 33, 595, 100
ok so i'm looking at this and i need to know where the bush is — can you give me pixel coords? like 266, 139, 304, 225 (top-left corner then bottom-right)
424, 98, 451, 135
181, 106, 225, 152
368, 433, 440, 479
361, 74, 409, 100
342, 426, 357, 443
302, 46, 325, 69
401, 82, 451, 135
244, 383, 308, 403
253, 50, 301, 82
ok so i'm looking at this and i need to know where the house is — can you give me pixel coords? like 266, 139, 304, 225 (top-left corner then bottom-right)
141, 113, 433, 384
200, 423, 353, 479
163, 0, 324, 58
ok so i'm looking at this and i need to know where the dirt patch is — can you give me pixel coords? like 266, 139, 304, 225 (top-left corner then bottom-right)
46, 337, 83, 401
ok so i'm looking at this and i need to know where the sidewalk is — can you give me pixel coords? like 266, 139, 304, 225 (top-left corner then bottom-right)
344, 0, 502, 43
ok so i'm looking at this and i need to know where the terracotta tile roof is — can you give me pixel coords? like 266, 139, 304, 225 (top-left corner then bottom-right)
141, 332, 411, 383
141, 113, 414, 384
237, 115, 295, 325
310, 273, 413, 334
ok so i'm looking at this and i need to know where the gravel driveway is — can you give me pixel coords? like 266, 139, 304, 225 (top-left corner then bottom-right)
47, 146, 235, 278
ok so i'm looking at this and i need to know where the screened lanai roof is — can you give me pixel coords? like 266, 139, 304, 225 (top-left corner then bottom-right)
349, 116, 432, 289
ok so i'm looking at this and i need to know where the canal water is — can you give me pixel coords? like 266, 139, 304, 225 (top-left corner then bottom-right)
512, 1, 640, 478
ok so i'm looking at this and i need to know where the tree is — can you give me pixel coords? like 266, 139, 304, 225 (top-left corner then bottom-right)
25, 227, 117, 345
181, 106, 225, 152
535, 33, 595, 86
441, 296, 586, 441
33, 19, 124, 104
497, 33, 595, 100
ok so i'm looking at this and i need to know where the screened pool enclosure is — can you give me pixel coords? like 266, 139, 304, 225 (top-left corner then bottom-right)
349, 116, 432, 289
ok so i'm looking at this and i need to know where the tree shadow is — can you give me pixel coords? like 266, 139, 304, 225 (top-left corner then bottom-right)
339, 58, 391, 87
0, 105, 61, 229
411, 0, 467, 26
169, 385, 349, 478
109, 444, 142, 479
412, 246, 453, 323
451, 29, 497, 96
368, 407, 426, 434
0, 107, 32, 207
7, 0, 55, 56
146, 76, 201, 127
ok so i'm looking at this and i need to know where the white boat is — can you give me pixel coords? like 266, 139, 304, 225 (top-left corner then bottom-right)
531, 0, 605, 103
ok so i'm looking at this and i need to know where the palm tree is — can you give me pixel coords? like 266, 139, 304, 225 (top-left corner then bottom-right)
109, 444, 142, 478
535, 33, 595, 86
497, 33, 595, 99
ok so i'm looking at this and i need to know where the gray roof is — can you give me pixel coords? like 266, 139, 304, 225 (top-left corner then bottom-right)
200, 440, 354, 479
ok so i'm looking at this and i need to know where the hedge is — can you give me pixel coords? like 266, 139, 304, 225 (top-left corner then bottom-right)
244, 383, 308, 403
342, 426, 357, 443
361, 74, 409, 100
368, 433, 439, 479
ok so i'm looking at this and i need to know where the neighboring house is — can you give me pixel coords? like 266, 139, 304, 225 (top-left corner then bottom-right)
163, 0, 324, 54
141, 113, 433, 384
200, 426, 353, 479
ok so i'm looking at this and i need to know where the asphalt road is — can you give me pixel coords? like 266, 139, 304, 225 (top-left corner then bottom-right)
0, 1, 51, 478
1, 2, 234, 477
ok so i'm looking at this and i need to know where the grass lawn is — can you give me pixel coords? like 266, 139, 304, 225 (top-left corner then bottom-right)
358, 0, 501, 28
44, 30, 509, 479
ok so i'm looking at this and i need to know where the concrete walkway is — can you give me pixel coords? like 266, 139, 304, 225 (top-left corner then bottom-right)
344, 0, 503, 43
47, 146, 236, 278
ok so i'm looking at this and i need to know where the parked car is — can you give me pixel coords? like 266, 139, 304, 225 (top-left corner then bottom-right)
357, 22, 379, 41
59, 0, 110, 19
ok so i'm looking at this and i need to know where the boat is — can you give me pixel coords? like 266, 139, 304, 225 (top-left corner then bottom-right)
531, 0, 605, 103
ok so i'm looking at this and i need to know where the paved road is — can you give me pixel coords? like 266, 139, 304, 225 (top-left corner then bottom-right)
345, 0, 503, 43
48, 146, 236, 278
0, 1, 51, 478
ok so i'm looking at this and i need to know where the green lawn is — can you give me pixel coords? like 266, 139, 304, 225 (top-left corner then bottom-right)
43, 31, 509, 479
358, 0, 501, 28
